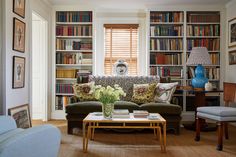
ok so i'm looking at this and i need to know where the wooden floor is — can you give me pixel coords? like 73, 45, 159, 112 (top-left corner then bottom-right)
33, 120, 236, 157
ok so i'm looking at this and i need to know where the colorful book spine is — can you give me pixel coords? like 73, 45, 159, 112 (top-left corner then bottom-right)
150, 12, 184, 23
56, 52, 92, 64
150, 39, 183, 50
56, 25, 92, 36
187, 13, 220, 23
55, 96, 77, 110
150, 25, 183, 36
187, 39, 220, 51
56, 11, 92, 22
187, 25, 220, 36
56, 39, 92, 50
149, 66, 182, 78
56, 84, 74, 94
150, 53, 182, 65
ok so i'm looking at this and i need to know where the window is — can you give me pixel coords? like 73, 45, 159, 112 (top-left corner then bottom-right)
104, 24, 139, 75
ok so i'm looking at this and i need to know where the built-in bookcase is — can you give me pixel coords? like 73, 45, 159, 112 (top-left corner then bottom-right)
148, 10, 221, 113
53, 11, 93, 118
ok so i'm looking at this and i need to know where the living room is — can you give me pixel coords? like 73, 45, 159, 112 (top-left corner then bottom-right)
1, 0, 236, 157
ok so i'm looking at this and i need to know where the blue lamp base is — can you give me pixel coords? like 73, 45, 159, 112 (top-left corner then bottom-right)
191, 64, 208, 88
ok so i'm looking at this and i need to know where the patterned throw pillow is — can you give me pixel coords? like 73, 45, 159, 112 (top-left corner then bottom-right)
154, 82, 178, 104
131, 83, 157, 104
73, 82, 96, 101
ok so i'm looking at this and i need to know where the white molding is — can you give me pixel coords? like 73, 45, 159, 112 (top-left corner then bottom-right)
226, 0, 236, 8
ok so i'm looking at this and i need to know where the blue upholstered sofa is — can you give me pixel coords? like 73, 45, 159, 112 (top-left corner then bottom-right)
0, 116, 61, 157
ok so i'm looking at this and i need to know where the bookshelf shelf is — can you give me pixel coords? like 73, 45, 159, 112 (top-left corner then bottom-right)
53, 10, 94, 117
150, 22, 184, 25
149, 10, 221, 113
56, 22, 92, 25
150, 36, 183, 38
56, 36, 93, 39
56, 64, 93, 66
56, 50, 93, 52
186, 36, 220, 38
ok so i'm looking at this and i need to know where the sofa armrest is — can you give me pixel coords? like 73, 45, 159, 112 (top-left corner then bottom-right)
0, 124, 61, 157
0, 116, 17, 134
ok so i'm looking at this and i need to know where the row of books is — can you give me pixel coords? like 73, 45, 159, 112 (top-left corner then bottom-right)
150, 39, 183, 51
150, 25, 183, 36
187, 25, 220, 36
187, 13, 220, 23
56, 11, 92, 22
56, 69, 77, 78
56, 25, 92, 36
188, 67, 220, 80
56, 39, 92, 50
55, 96, 76, 110
187, 39, 220, 51
150, 53, 182, 65
149, 66, 183, 78
56, 53, 92, 64
150, 12, 184, 22
56, 83, 73, 94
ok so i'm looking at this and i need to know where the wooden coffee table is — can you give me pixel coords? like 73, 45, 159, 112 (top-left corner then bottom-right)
82, 113, 166, 153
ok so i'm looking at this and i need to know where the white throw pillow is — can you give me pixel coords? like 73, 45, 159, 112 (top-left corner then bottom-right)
154, 82, 178, 104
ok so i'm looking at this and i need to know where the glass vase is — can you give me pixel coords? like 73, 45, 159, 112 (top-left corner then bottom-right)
102, 103, 114, 119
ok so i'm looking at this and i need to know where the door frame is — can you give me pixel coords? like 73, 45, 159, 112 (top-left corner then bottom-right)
30, 11, 48, 121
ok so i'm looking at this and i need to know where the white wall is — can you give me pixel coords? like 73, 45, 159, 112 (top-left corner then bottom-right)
2, 0, 30, 114
225, 0, 236, 83
1, 0, 52, 115
0, 0, 3, 114
95, 11, 147, 75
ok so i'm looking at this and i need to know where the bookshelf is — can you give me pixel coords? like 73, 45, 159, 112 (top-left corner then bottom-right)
53, 11, 93, 118
148, 11, 221, 113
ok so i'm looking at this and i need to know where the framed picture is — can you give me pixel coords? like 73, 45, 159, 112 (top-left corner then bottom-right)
12, 56, 25, 88
229, 49, 236, 65
8, 104, 31, 129
228, 18, 236, 48
13, 18, 25, 53
13, 0, 25, 18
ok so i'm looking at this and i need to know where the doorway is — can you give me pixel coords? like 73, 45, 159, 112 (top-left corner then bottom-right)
31, 12, 48, 121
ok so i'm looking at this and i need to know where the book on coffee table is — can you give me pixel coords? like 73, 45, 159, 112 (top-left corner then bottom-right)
133, 110, 149, 118
113, 109, 130, 118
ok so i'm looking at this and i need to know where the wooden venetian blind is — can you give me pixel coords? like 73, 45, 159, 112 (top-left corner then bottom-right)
104, 24, 139, 75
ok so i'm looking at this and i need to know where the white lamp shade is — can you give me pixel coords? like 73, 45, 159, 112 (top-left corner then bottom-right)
186, 47, 211, 65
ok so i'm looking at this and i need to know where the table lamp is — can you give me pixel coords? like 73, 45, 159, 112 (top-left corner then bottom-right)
186, 47, 211, 88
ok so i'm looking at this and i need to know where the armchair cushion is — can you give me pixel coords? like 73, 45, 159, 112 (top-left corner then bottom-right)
197, 106, 236, 117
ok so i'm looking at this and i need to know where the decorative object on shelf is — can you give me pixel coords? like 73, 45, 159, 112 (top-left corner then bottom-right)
13, 18, 25, 52
229, 49, 236, 65
186, 47, 211, 88
228, 17, 236, 48
13, 0, 25, 18
8, 104, 31, 128
205, 81, 213, 91
12, 56, 25, 88
113, 59, 128, 76
92, 84, 126, 119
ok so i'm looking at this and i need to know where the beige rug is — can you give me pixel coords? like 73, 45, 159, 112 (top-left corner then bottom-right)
56, 122, 236, 157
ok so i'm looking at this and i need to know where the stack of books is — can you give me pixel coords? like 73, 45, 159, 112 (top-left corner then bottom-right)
133, 110, 149, 118
112, 109, 130, 118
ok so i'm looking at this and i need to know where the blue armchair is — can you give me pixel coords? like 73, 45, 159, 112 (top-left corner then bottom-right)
0, 116, 61, 157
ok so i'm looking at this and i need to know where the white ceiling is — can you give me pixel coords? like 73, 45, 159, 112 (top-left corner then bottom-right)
49, 0, 230, 9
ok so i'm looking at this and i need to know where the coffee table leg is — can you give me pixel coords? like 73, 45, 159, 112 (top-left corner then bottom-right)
85, 124, 91, 152
83, 122, 86, 152
163, 122, 166, 153
91, 122, 95, 140
158, 126, 163, 152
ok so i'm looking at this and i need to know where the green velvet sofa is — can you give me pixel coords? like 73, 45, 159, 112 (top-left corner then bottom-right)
65, 76, 182, 134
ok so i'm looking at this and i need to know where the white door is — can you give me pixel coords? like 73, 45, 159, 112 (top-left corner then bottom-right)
32, 13, 48, 121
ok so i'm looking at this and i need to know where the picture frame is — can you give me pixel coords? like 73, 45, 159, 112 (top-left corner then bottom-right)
229, 49, 236, 65
13, 0, 25, 18
8, 104, 32, 129
13, 18, 25, 53
228, 17, 236, 48
12, 56, 25, 88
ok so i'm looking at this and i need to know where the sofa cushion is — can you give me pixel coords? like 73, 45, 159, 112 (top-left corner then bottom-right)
89, 76, 159, 101
154, 82, 178, 103
131, 83, 156, 104
114, 101, 140, 112
140, 103, 182, 115
66, 101, 102, 114
73, 82, 96, 101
